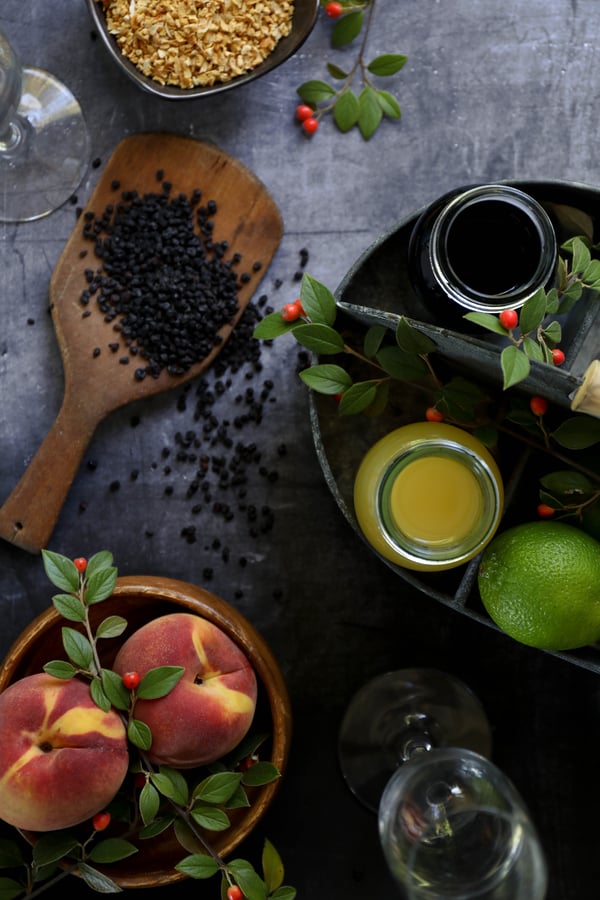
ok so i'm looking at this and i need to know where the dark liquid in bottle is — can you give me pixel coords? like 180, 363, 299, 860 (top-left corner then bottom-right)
444, 199, 542, 299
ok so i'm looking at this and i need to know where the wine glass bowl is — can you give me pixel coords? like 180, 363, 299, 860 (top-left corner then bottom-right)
378, 748, 548, 899
0, 29, 89, 222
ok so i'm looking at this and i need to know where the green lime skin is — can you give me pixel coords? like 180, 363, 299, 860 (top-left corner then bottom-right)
478, 521, 600, 651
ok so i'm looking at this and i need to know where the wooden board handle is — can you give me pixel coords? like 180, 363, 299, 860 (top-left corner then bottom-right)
570, 360, 600, 419
0, 393, 99, 554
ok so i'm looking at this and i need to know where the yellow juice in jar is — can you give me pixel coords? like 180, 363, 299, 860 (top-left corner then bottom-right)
353, 423, 504, 571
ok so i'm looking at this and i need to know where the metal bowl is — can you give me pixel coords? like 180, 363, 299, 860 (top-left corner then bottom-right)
85, 0, 320, 99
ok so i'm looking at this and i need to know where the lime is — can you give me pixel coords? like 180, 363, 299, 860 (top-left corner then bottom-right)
478, 521, 600, 650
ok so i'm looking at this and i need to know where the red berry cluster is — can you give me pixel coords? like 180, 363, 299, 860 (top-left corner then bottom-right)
281, 299, 305, 322
498, 309, 565, 365
295, 104, 319, 136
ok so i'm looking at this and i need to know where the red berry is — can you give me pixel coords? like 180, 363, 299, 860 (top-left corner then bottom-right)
227, 887, 244, 900
302, 117, 319, 136
134, 772, 147, 789
529, 396, 548, 416
295, 104, 314, 122
499, 309, 519, 330
425, 406, 445, 422
325, 1, 343, 17
281, 300, 303, 322
122, 671, 141, 690
551, 348, 565, 366
92, 811, 111, 831
537, 503, 555, 518
73, 557, 87, 573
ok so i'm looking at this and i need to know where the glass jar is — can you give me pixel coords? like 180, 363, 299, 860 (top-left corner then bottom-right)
407, 184, 557, 331
353, 422, 504, 572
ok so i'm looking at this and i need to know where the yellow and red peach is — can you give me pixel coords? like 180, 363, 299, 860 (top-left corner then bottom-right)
113, 613, 257, 768
0, 673, 129, 832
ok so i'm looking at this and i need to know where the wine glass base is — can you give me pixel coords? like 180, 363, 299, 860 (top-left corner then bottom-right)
0, 67, 89, 223
338, 668, 493, 813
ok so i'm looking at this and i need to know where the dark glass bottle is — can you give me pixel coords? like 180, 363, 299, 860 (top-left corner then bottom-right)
407, 184, 558, 331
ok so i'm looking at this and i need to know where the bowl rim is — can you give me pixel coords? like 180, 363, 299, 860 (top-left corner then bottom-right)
84, 0, 320, 100
0, 575, 292, 889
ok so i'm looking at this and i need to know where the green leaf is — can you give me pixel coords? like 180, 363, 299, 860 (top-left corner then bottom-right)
32, 832, 79, 867
191, 806, 230, 832
544, 286, 560, 314
228, 859, 268, 900
551, 415, 600, 449
367, 53, 408, 76
540, 470, 596, 500
139, 815, 174, 839
41, 550, 79, 593
540, 320, 561, 346
500, 345, 531, 389
174, 854, 219, 880
85, 551, 114, 579
521, 336, 545, 361
338, 381, 377, 414
375, 345, 428, 380
557, 280, 583, 313
570, 235, 591, 274
363, 325, 387, 358
519, 288, 547, 335
0, 840, 25, 869
43, 660, 77, 680
296, 79, 336, 105
95, 615, 128, 640
151, 767, 189, 805
271, 889, 297, 900
88, 839, 138, 864
241, 761, 280, 787
223, 784, 251, 809
52, 593, 86, 622
333, 90, 359, 132
299, 364, 352, 394
137, 666, 185, 700
101, 668, 130, 710
0, 877, 25, 900
463, 311, 508, 335
376, 90, 401, 119
139, 782, 161, 826
299, 274, 337, 325
77, 861, 122, 893
193, 772, 243, 805
90, 678, 111, 712
128, 718, 152, 751
582, 258, 600, 285
331, 10, 363, 47
473, 425, 499, 448
326, 62, 348, 79
357, 86, 383, 139
292, 323, 344, 355
85, 566, 118, 605
262, 839, 284, 894
62, 626, 94, 669
252, 310, 297, 340
395, 317, 437, 354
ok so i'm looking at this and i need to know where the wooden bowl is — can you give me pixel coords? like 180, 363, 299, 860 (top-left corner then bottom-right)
0, 576, 292, 889
85, 0, 320, 99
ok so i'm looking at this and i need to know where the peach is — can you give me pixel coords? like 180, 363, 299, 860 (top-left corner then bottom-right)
0, 673, 129, 831
113, 613, 257, 768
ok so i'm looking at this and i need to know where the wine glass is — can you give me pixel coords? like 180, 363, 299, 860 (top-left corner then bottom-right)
338, 669, 548, 898
379, 747, 548, 899
0, 29, 89, 222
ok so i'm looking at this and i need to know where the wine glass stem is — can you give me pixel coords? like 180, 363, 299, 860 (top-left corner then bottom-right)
0, 115, 27, 157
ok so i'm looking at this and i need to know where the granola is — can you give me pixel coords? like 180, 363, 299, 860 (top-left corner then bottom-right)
97, 0, 295, 88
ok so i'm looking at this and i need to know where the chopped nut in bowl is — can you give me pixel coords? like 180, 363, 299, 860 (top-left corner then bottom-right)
86, 0, 320, 99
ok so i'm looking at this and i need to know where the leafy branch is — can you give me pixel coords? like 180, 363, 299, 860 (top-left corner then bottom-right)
0, 551, 293, 900
465, 235, 600, 389
296, 0, 407, 139
253, 273, 600, 459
